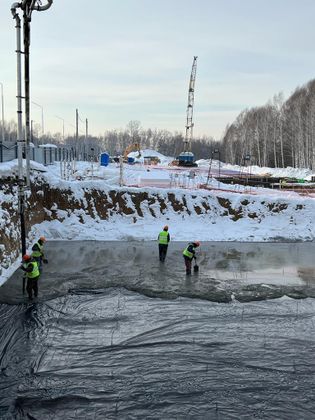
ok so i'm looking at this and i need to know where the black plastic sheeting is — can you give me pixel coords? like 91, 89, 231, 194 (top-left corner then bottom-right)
1, 241, 315, 419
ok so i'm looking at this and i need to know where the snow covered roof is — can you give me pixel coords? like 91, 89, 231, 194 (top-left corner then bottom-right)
39, 143, 58, 148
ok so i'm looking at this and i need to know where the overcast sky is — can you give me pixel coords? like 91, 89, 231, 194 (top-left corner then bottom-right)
1, 0, 315, 139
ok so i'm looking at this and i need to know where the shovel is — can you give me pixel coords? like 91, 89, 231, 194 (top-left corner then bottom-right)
22, 274, 26, 294
193, 257, 199, 273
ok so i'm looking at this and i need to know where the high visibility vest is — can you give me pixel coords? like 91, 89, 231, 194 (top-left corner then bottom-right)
183, 244, 194, 259
26, 261, 40, 279
32, 242, 43, 258
158, 231, 169, 245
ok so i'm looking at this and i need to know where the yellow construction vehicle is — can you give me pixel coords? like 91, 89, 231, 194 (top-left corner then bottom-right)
123, 143, 141, 163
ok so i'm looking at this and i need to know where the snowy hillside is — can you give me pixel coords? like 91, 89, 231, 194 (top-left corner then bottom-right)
1, 152, 315, 284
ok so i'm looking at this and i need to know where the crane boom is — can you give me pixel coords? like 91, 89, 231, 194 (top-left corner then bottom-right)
184, 56, 198, 152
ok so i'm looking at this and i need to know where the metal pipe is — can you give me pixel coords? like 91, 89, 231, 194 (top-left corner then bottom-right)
11, 3, 24, 182
23, 6, 31, 187
11, 2, 26, 256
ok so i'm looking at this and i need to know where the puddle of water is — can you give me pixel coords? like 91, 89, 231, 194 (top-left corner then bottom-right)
1, 241, 315, 304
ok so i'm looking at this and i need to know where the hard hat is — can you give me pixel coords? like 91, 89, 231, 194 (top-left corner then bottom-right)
22, 254, 31, 261
163, 225, 169, 231
39, 236, 46, 242
194, 241, 200, 247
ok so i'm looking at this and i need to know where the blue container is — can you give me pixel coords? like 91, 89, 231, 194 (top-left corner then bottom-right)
178, 152, 194, 163
100, 152, 110, 167
127, 156, 135, 164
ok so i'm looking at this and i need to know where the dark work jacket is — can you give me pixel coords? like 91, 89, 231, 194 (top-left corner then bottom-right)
184, 243, 197, 259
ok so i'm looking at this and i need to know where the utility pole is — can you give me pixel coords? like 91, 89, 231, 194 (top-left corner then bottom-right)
85, 118, 88, 161
11, 0, 53, 258
75, 108, 78, 158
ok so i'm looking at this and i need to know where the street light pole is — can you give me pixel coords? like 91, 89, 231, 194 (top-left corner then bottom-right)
213, 148, 220, 188
85, 118, 88, 161
244, 154, 251, 189
75, 108, 78, 158
0, 82, 4, 162
55, 115, 65, 142
32, 101, 44, 140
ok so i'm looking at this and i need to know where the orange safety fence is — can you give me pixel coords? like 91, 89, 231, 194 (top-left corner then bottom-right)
124, 180, 315, 198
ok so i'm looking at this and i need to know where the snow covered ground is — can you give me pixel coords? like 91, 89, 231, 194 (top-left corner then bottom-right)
1, 149, 315, 285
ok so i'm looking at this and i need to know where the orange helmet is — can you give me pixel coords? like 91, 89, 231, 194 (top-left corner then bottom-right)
194, 241, 200, 247
39, 236, 46, 242
22, 254, 31, 261
163, 225, 169, 231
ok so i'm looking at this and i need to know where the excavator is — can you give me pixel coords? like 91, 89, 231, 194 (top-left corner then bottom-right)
123, 143, 141, 163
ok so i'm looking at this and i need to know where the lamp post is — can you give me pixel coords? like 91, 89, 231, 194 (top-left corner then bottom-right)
32, 101, 44, 141
213, 148, 220, 187
244, 154, 251, 188
0, 82, 4, 162
55, 115, 65, 142
90, 147, 94, 180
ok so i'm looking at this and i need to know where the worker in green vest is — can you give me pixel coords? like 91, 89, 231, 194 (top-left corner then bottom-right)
31, 236, 48, 272
158, 225, 170, 262
20, 254, 40, 300
183, 241, 200, 275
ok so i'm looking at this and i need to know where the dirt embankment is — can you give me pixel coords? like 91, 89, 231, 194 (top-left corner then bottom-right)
0, 177, 306, 274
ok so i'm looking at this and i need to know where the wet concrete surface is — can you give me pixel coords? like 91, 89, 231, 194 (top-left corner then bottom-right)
1, 241, 315, 304
1, 242, 315, 419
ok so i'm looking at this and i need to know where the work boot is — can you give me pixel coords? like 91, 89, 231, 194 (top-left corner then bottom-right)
186, 269, 191, 275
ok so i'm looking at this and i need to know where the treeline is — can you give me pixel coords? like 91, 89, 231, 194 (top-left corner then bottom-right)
2, 119, 219, 161
222, 79, 315, 169
3, 77, 315, 168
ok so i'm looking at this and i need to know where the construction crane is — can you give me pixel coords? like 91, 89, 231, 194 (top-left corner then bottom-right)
175, 56, 198, 167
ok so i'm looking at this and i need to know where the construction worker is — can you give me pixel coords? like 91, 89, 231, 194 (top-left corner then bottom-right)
158, 225, 170, 262
183, 241, 200, 275
31, 236, 48, 272
20, 254, 40, 300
